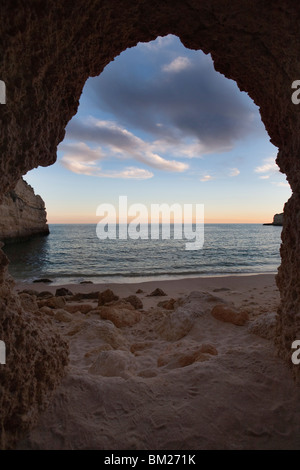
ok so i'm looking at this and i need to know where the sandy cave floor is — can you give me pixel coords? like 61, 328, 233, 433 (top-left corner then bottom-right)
14, 274, 300, 450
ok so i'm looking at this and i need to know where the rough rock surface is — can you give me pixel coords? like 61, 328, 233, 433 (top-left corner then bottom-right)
1, 0, 300, 449
0, 179, 49, 243
211, 305, 249, 326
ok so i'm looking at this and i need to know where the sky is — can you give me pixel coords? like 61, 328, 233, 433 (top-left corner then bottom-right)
24, 35, 291, 224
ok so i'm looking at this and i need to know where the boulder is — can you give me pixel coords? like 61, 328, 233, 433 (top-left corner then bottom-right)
97, 302, 141, 327
38, 296, 66, 309
124, 295, 143, 310
98, 288, 119, 306
157, 298, 176, 310
211, 304, 249, 326
147, 288, 167, 297
55, 287, 73, 297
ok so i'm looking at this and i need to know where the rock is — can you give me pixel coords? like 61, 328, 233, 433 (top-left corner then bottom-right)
82, 320, 127, 349
54, 309, 73, 323
124, 295, 143, 310
130, 341, 153, 354
19, 293, 39, 313
65, 303, 94, 314
55, 288, 73, 297
157, 341, 218, 369
38, 296, 66, 309
33, 279, 52, 284
97, 303, 141, 327
37, 291, 53, 299
157, 298, 176, 310
137, 370, 157, 378
19, 289, 39, 296
156, 308, 195, 341
88, 350, 136, 378
98, 288, 119, 306
147, 288, 167, 297
84, 344, 113, 357
71, 291, 99, 301
0, 178, 49, 243
136, 289, 143, 294
80, 281, 93, 284
39, 306, 55, 317
211, 304, 249, 326
248, 312, 277, 340
263, 212, 283, 226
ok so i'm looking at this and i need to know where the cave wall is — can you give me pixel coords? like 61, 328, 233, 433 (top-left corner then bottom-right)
1, 0, 300, 448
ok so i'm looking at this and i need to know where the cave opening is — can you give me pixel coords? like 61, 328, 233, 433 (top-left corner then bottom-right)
8, 35, 289, 285
1, 1, 300, 449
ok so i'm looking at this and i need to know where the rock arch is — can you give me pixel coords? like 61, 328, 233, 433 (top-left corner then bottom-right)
0, 0, 299, 448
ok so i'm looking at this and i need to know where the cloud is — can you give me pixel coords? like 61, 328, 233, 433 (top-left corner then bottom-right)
64, 118, 188, 173
272, 181, 290, 188
229, 168, 240, 177
259, 175, 270, 179
162, 56, 192, 73
200, 175, 213, 182
139, 35, 175, 51
254, 157, 279, 175
60, 145, 153, 179
85, 35, 262, 158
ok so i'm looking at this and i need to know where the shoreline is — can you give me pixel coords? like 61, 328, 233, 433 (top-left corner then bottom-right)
14, 271, 279, 289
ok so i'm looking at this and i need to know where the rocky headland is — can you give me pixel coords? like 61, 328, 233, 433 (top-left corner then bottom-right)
0, 178, 49, 244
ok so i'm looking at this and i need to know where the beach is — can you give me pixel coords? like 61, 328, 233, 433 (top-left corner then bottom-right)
14, 273, 300, 450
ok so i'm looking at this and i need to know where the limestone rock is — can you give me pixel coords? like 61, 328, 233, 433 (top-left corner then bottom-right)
39, 306, 55, 317
71, 291, 99, 301
211, 305, 249, 326
55, 288, 73, 297
147, 288, 167, 297
37, 291, 53, 299
157, 341, 218, 369
0, 179, 49, 243
124, 295, 143, 310
19, 293, 39, 313
157, 298, 176, 310
54, 309, 73, 322
263, 212, 284, 226
80, 320, 126, 349
65, 303, 94, 314
97, 302, 141, 328
248, 312, 277, 340
98, 289, 119, 306
156, 308, 195, 341
38, 296, 66, 310
88, 350, 136, 378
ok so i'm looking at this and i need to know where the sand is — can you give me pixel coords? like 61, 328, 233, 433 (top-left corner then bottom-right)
15, 274, 300, 450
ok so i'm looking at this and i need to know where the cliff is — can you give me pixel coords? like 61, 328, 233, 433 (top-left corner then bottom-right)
263, 212, 283, 226
0, 178, 49, 243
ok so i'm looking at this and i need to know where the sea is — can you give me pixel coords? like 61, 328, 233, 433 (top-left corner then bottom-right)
2, 224, 282, 285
